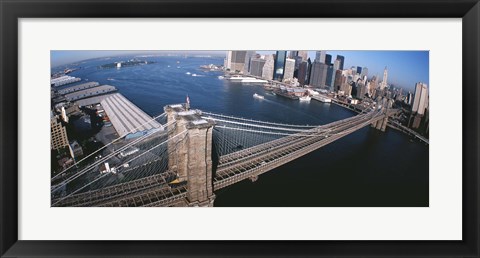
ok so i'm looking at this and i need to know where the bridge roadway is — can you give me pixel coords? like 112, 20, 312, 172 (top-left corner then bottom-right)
212, 109, 386, 190
53, 168, 185, 207
52, 108, 388, 207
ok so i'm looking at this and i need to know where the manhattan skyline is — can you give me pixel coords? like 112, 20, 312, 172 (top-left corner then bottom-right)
51, 50, 428, 91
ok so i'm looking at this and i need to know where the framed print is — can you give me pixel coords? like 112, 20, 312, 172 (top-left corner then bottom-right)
1, 0, 479, 257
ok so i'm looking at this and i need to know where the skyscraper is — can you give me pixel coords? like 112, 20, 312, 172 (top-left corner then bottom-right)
249, 58, 266, 77
225, 51, 247, 73
309, 62, 328, 88
336, 55, 345, 70
380, 66, 388, 90
243, 51, 256, 74
288, 51, 298, 59
262, 54, 274, 80
51, 111, 69, 150
325, 54, 332, 65
334, 70, 345, 91
273, 51, 287, 81
297, 51, 308, 61
326, 64, 335, 91
298, 61, 308, 86
315, 51, 326, 63
306, 58, 312, 85
283, 58, 296, 81
361, 67, 368, 78
412, 82, 428, 115
333, 59, 341, 71
356, 66, 362, 75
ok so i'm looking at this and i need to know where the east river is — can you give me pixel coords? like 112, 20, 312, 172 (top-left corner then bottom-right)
56, 55, 428, 207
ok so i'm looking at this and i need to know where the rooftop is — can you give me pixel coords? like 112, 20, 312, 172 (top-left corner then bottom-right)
100, 93, 162, 136
64, 85, 117, 101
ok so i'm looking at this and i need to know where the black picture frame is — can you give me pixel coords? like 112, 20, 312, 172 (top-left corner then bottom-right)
1, 0, 479, 257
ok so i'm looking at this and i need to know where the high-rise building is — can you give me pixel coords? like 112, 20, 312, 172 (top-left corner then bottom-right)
306, 58, 313, 85
412, 82, 428, 115
405, 91, 413, 105
309, 62, 328, 88
51, 111, 69, 151
224, 51, 232, 70
249, 58, 266, 77
315, 51, 326, 63
334, 70, 345, 91
356, 82, 367, 99
356, 66, 362, 75
273, 51, 287, 81
288, 51, 298, 59
243, 51, 256, 74
225, 51, 247, 73
360, 67, 368, 78
262, 55, 275, 80
298, 61, 309, 86
380, 66, 388, 90
336, 55, 345, 70
283, 58, 296, 81
293, 55, 303, 78
325, 54, 332, 65
297, 51, 309, 61
333, 59, 341, 71
326, 64, 335, 91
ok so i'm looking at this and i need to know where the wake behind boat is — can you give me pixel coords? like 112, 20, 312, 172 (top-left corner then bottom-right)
253, 93, 265, 99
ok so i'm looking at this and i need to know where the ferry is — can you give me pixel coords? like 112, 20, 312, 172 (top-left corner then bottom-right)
253, 93, 265, 99
225, 76, 268, 84
299, 96, 311, 102
312, 95, 332, 103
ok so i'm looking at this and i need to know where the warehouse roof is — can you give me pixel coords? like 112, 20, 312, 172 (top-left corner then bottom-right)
64, 85, 117, 101
100, 93, 162, 136
58, 82, 100, 95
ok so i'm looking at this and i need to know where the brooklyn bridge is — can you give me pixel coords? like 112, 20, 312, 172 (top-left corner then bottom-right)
51, 98, 397, 207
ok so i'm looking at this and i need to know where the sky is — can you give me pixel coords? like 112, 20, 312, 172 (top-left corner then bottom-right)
51, 50, 428, 92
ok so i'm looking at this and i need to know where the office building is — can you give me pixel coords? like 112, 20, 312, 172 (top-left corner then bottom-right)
412, 82, 428, 115
243, 51, 256, 74
309, 62, 328, 88
325, 54, 332, 65
380, 66, 388, 90
297, 51, 309, 61
315, 51, 326, 63
336, 55, 345, 70
298, 61, 309, 86
273, 51, 287, 81
249, 58, 266, 77
326, 64, 335, 91
51, 112, 69, 151
356, 66, 362, 75
360, 67, 368, 78
262, 55, 275, 80
333, 59, 341, 71
289, 51, 298, 59
283, 58, 296, 81
225, 51, 247, 73
334, 70, 345, 91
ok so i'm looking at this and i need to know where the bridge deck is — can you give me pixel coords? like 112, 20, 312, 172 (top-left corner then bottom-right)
213, 111, 385, 190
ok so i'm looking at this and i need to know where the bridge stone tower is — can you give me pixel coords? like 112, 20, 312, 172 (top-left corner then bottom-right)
164, 104, 216, 207
371, 97, 394, 131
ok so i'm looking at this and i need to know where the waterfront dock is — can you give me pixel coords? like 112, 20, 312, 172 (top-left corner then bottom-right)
58, 82, 100, 95
64, 85, 117, 102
